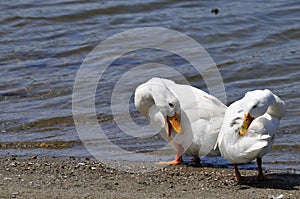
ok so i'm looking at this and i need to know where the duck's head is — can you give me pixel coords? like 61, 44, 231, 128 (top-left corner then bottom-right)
239, 89, 275, 136
164, 98, 181, 137
151, 82, 182, 138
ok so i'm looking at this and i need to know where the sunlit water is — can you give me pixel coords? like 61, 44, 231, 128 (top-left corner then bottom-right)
0, 0, 299, 173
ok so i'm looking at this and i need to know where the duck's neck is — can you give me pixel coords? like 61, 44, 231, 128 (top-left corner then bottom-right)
267, 94, 286, 119
138, 90, 155, 117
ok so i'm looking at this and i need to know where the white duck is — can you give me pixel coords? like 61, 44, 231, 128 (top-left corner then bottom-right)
217, 89, 286, 180
134, 77, 226, 165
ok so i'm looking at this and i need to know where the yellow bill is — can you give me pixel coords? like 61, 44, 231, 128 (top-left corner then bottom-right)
239, 112, 254, 136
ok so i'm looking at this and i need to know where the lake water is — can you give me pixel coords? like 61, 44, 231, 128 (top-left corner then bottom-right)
0, 0, 299, 173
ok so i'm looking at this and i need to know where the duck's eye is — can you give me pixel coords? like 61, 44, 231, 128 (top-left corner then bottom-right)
252, 104, 257, 109
168, 102, 174, 107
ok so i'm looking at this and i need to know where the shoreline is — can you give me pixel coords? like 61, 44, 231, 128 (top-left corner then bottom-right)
0, 155, 299, 198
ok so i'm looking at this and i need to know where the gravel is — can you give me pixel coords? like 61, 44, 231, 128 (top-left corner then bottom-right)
0, 156, 299, 198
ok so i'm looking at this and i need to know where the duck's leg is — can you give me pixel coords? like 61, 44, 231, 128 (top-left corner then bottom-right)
233, 163, 242, 181
256, 157, 264, 180
157, 143, 184, 165
192, 156, 200, 164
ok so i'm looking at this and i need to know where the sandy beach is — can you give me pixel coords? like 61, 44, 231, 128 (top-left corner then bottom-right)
0, 156, 299, 199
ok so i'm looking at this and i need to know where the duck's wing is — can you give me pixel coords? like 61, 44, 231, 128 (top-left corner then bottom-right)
216, 99, 244, 160
217, 100, 274, 163
169, 83, 226, 155
244, 114, 279, 157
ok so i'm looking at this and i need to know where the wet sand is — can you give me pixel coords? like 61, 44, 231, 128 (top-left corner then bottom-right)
0, 156, 299, 198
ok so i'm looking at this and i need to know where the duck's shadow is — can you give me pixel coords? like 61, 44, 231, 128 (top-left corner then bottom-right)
183, 157, 300, 190
237, 173, 300, 190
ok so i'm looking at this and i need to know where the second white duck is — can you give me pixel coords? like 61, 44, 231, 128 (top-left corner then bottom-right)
217, 89, 286, 180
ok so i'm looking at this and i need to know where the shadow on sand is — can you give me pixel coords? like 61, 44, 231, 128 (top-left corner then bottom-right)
237, 173, 300, 190
182, 158, 300, 191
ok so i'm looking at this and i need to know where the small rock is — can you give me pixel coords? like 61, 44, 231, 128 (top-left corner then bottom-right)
91, 166, 96, 170
9, 162, 18, 167
10, 156, 17, 161
75, 162, 85, 168
12, 192, 18, 198
85, 165, 96, 170
68, 156, 76, 160
31, 156, 37, 160
270, 194, 284, 199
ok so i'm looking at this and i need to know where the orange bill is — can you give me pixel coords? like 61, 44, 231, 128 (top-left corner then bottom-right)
165, 112, 182, 139
239, 112, 254, 136
168, 112, 182, 134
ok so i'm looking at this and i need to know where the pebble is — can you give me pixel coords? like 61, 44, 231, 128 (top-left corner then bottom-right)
11, 192, 18, 198
270, 194, 284, 199
10, 156, 17, 161
75, 162, 85, 168
31, 156, 37, 160
9, 162, 18, 167
90, 166, 96, 170
85, 165, 96, 170
78, 163, 85, 166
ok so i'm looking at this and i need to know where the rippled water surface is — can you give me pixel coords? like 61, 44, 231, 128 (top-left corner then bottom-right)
0, 1, 299, 172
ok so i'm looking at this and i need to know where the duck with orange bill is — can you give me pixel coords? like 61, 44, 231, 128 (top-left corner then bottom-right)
217, 89, 286, 181
134, 77, 226, 165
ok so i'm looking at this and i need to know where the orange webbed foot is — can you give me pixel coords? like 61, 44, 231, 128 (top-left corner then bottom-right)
156, 159, 183, 165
